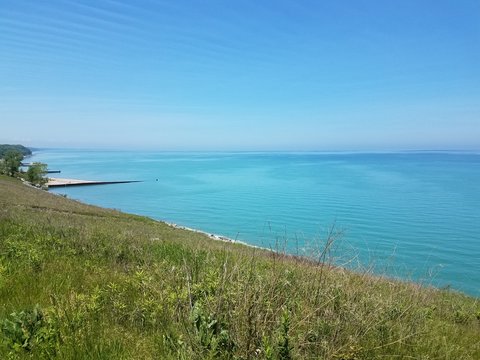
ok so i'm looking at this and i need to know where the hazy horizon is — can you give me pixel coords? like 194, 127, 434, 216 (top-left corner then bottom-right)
24, 146, 480, 154
1, 1, 479, 150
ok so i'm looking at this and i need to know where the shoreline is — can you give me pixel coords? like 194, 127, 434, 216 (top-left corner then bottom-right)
46, 178, 260, 249
164, 221, 271, 252
47, 182, 269, 252
164, 222, 326, 265
44, 179, 477, 296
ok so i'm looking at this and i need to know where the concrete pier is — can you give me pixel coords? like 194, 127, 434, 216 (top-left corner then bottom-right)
47, 178, 141, 188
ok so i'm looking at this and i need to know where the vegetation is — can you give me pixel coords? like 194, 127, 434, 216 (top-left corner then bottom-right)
24, 163, 48, 187
0, 150, 24, 177
0, 145, 32, 158
0, 175, 478, 359
0, 145, 48, 188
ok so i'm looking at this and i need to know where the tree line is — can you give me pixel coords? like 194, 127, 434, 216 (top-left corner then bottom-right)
0, 145, 48, 187
0, 144, 32, 158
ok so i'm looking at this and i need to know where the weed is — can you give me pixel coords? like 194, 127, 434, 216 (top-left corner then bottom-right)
1, 305, 59, 355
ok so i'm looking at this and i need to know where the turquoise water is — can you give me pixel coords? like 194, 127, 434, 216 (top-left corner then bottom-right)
30, 150, 480, 296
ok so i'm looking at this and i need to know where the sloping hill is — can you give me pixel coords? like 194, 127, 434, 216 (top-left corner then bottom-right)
0, 175, 478, 359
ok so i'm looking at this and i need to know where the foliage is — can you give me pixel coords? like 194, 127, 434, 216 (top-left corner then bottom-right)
25, 162, 48, 187
0, 175, 479, 359
0, 150, 24, 177
0, 144, 31, 158
1, 305, 59, 355
0, 145, 48, 187
278, 309, 293, 360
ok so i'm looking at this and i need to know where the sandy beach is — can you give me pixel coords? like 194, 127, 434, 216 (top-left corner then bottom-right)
47, 178, 101, 186
47, 178, 141, 187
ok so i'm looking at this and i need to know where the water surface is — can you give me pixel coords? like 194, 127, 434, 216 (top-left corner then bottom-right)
31, 150, 480, 296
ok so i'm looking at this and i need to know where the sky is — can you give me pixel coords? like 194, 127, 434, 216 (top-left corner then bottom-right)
1, 0, 479, 150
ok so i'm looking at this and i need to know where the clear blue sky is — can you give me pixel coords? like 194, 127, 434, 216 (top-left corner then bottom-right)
1, 0, 479, 150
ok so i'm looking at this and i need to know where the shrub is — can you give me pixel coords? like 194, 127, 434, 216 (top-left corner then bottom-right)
25, 162, 48, 187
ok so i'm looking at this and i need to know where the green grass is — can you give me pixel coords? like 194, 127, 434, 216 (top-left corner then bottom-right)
0, 175, 478, 359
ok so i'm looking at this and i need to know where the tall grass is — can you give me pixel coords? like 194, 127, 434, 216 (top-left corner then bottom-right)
0, 175, 479, 359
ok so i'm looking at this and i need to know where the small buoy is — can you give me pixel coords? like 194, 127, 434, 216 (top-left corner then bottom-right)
156, 179, 158, 181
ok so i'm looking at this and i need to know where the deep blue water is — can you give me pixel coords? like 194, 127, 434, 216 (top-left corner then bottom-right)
30, 150, 480, 296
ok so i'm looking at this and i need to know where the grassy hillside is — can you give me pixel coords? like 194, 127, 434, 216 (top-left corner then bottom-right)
0, 175, 478, 359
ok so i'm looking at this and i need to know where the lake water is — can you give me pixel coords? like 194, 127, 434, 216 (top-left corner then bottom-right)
30, 149, 480, 296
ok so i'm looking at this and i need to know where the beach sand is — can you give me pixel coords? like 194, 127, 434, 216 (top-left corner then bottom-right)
47, 178, 100, 186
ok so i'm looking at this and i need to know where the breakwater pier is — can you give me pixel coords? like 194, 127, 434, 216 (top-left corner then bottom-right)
47, 178, 141, 188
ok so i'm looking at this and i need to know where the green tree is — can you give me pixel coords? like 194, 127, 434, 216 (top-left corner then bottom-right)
25, 162, 48, 187
1, 150, 24, 176
0, 144, 31, 158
